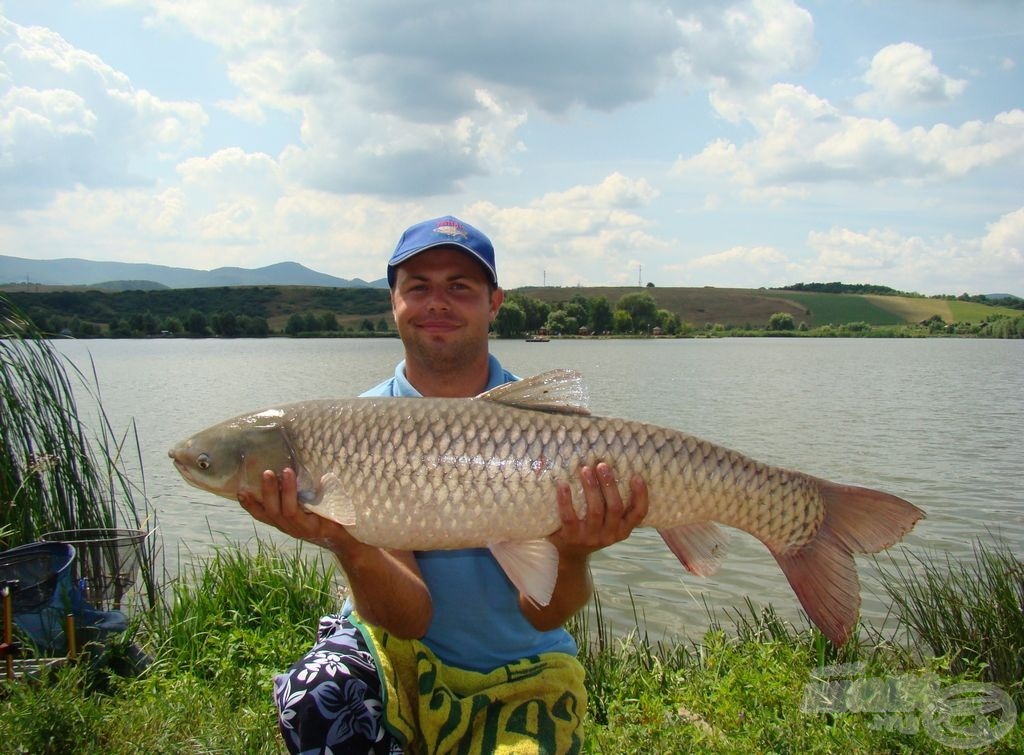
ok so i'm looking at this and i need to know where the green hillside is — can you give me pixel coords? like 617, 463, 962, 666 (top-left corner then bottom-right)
518, 286, 1018, 328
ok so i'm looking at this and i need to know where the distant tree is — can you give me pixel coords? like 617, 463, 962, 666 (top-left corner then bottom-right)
185, 310, 209, 337
564, 295, 589, 325
544, 310, 576, 335
360, 318, 375, 332
616, 292, 658, 332
129, 311, 158, 335
109, 319, 132, 338
589, 297, 613, 334
321, 312, 339, 331
212, 312, 240, 337
657, 309, 681, 335
285, 313, 307, 336
506, 293, 550, 332
767, 312, 795, 331
612, 309, 633, 334
238, 315, 269, 337
376, 318, 390, 332
161, 316, 183, 335
493, 301, 526, 337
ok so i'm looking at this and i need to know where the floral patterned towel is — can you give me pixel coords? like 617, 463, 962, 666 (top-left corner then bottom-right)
349, 613, 587, 755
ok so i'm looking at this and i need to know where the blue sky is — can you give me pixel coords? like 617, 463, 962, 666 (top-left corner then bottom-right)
1, 1, 1022, 294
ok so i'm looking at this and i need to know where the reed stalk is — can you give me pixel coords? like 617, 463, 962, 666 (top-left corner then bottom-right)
0, 294, 159, 610
877, 537, 1024, 706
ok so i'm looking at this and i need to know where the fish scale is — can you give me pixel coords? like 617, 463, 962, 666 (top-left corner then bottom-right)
169, 369, 924, 646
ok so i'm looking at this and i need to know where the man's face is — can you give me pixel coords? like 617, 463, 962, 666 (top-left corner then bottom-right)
390, 247, 503, 370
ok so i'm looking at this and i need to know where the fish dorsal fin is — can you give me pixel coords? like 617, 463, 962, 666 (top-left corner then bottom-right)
477, 369, 591, 416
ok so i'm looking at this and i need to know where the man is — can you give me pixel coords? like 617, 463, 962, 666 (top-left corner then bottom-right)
239, 216, 648, 753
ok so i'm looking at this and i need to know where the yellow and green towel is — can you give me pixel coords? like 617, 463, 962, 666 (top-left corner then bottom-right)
350, 614, 586, 755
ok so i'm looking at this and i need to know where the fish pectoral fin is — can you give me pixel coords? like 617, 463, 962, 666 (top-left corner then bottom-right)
658, 522, 730, 577
304, 472, 356, 527
477, 369, 591, 416
488, 539, 559, 607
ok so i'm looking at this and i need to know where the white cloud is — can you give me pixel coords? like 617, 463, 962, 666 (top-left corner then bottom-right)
802, 209, 1024, 294
674, 84, 1024, 191
0, 15, 207, 207
106, 1, 818, 197
674, 0, 816, 90
856, 43, 967, 110
465, 173, 665, 287
665, 244, 798, 288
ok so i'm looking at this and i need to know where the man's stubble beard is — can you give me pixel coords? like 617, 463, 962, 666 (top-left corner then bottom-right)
405, 328, 487, 378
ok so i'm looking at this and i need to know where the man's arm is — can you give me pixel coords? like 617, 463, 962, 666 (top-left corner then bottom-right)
520, 463, 649, 631
237, 468, 433, 638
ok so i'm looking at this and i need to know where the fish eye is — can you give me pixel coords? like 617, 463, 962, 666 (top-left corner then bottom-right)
197, 453, 211, 470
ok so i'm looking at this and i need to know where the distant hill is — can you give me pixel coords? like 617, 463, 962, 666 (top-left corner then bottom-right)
0, 254, 387, 289
517, 286, 1022, 328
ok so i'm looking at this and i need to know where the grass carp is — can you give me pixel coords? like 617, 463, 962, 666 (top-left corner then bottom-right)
169, 369, 924, 645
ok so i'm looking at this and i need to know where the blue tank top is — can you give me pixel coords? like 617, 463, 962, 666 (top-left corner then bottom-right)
356, 357, 578, 672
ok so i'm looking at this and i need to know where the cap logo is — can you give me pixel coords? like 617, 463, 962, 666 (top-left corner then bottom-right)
434, 219, 469, 240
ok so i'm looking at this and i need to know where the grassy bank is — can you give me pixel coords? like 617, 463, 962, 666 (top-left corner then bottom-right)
2, 537, 1021, 753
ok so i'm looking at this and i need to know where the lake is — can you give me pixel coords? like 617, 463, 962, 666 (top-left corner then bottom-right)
54, 337, 1024, 641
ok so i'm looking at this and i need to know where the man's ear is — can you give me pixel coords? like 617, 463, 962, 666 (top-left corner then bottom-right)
489, 287, 505, 321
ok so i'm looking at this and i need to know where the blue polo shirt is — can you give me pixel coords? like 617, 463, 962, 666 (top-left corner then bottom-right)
349, 355, 578, 672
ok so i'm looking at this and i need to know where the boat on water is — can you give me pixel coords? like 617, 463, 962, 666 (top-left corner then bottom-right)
525, 335, 550, 342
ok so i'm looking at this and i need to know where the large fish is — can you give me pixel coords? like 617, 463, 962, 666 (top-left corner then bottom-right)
169, 369, 923, 645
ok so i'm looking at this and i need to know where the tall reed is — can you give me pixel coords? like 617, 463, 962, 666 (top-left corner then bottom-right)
0, 294, 159, 609
878, 538, 1024, 705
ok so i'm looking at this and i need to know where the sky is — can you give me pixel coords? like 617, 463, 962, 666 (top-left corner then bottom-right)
1, 1, 1022, 295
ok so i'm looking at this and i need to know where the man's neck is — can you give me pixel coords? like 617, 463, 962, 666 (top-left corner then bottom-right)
402, 353, 492, 398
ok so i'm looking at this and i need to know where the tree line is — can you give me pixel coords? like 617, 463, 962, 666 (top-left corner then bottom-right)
6, 287, 688, 338
4, 286, 1022, 339
495, 291, 684, 336
781, 282, 1024, 310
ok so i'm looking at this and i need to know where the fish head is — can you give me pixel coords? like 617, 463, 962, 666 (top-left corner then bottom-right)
168, 409, 302, 501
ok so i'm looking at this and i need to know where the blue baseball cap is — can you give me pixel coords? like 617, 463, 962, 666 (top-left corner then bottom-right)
387, 216, 497, 288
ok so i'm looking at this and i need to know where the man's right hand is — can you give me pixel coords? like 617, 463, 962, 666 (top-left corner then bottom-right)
236, 467, 433, 638
237, 467, 358, 552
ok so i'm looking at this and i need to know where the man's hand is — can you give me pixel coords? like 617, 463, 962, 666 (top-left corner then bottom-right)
551, 462, 649, 557
237, 467, 432, 638
237, 467, 358, 551
522, 462, 648, 630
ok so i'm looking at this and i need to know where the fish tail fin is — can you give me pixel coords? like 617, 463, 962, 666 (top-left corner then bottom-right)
774, 480, 924, 646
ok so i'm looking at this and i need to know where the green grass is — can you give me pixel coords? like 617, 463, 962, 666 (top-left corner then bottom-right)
761, 290, 905, 326
947, 299, 1021, 322
2, 537, 1022, 753
877, 540, 1024, 707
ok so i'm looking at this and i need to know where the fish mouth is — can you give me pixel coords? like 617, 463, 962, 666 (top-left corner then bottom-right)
168, 453, 199, 487
171, 458, 193, 482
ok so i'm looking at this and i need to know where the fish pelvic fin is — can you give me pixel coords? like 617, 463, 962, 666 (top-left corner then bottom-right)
488, 539, 559, 607
658, 522, 729, 577
477, 369, 591, 416
774, 480, 925, 646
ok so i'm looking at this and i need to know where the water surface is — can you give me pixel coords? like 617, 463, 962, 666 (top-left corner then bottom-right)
55, 337, 1024, 640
